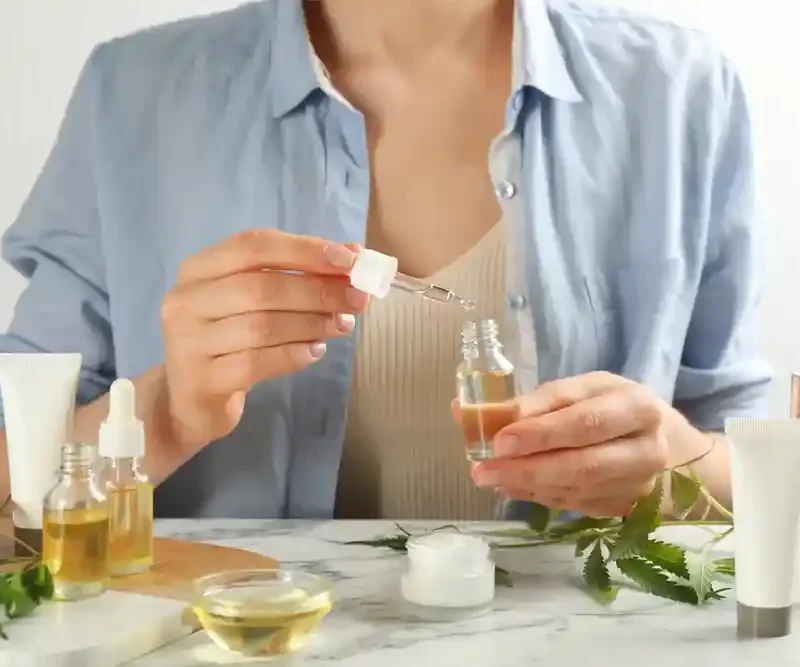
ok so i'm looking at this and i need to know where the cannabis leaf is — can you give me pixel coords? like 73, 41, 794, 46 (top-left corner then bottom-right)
713, 557, 735, 577
685, 551, 717, 602
0, 562, 53, 638
527, 502, 551, 533
616, 556, 699, 604
638, 539, 689, 580
549, 516, 618, 538
670, 469, 700, 518
574, 534, 596, 557
582, 541, 618, 604
608, 476, 663, 560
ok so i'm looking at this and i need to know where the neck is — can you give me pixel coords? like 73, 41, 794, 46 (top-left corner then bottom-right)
306, 0, 510, 69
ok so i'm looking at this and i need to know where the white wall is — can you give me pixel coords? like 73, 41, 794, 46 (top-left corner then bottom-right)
0, 1, 797, 415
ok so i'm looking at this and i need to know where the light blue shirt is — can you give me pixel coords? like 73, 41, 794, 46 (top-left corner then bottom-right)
0, 0, 771, 518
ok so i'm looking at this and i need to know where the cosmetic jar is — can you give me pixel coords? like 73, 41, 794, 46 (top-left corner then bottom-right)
400, 531, 495, 621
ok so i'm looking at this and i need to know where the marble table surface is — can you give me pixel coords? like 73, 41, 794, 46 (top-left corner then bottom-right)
122, 519, 798, 666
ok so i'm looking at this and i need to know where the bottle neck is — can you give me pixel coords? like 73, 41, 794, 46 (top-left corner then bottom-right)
103, 456, 145, 481
59, 443, 98, 479
461, 319, 503, 361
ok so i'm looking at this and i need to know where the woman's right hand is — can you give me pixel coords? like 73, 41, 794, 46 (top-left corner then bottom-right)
159, 229, 368, 450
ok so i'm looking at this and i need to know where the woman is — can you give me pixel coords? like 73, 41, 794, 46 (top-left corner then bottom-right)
0, 0, 770, 520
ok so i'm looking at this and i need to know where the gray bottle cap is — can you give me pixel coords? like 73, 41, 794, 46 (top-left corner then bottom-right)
738, 603, 791, 638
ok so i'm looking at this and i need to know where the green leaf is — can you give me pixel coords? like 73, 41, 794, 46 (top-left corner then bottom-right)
549, 516, 619, 538
495, 566, 513, 587
481, 528, 539, 539
616, 556, 699, 604
526, 502, 552, 533
670, 469, 700, 518
574, 535, 596, 557
0, 576, 36, 619
609, 477, 664, 560
713, 557, 735, 577
345, 535, 409, 552
582, 541, 618, 604
685, 551, 718, 603
639, 540, 689, 580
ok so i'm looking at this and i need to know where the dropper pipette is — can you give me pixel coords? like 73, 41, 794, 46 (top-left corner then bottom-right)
349, 248, 476, 311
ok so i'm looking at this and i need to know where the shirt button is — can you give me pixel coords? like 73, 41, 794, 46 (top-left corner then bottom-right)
506, 293, 528, 311
495, 181, 517, 200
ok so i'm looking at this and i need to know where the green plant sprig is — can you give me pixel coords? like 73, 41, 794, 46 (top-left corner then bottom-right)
0, 495, 55, 638
345, 466, 735, 606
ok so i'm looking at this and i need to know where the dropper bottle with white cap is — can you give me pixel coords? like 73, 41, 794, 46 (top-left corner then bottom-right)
99, 378, 154, 575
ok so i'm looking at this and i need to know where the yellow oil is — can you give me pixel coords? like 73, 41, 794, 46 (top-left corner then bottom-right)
43, 506, 110, 600
194, 586, 333, 656
107, 481, 154, 575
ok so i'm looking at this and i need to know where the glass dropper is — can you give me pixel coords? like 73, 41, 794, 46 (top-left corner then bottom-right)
349, 248, 476, 311
390, 272, 476, 311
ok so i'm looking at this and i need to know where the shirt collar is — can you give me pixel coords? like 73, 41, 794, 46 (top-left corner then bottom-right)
513, 0, 583, 102
271, 0, 583, 117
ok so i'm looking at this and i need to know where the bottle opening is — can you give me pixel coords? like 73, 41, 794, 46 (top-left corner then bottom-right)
461, 319, 500, 349
60, 443, 98, 473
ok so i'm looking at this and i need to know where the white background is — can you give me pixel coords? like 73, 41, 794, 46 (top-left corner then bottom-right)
0, 1, 797, 415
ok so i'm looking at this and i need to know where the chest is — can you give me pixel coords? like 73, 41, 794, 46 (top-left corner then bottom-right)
337, 67, 510, 278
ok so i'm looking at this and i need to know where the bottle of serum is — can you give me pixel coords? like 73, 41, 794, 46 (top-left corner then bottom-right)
99, 378, 154, 575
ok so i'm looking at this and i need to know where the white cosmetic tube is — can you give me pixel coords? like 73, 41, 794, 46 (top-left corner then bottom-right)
0, 353, 82, 553
726, 418, 800, 639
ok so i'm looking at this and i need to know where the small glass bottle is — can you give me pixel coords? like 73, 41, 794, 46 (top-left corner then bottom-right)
456, 319, 520, 461
99, 378, 154, 575
42, 443, 110, 600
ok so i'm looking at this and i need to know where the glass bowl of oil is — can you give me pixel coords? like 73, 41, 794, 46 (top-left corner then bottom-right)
192, 569, 334, 657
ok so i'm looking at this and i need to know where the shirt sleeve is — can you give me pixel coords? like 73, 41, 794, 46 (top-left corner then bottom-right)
0, 47, 115, 429
673, 58, 773, 430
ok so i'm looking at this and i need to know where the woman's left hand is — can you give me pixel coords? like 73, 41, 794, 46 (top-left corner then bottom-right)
461, 371, 695, 518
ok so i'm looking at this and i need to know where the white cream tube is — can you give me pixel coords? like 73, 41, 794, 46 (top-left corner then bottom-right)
726, 418, 800, 638
0, 353, 82, 539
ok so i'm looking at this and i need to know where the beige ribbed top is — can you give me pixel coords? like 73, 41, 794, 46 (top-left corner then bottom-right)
335, 223, 507, 520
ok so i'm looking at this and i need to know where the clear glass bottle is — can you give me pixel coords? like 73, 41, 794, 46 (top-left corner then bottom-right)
99, 379, 154, 575
42, 442, 110, 600
456, 319, 520, 461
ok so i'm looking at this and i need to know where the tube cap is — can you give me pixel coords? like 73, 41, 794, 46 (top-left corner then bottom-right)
738, 603, 791, 638
349, 249, 398, 299
98, 379, 145, 459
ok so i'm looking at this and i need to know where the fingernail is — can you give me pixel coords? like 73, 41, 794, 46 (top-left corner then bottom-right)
346, 287, 368, 308
473, 465, 502, 487
336, 313, 356, 333
309, 342, 327, 360
324, 244, 356, 269
494, 434, 519, 457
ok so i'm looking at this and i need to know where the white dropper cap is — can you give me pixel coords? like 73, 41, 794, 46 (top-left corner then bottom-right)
349, 248, 398, 299
98, 378, 145, 459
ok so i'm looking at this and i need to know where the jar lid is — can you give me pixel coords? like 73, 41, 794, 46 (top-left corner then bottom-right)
349, 249, 398, 299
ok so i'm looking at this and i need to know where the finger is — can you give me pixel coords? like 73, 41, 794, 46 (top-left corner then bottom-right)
494, 387, 662, 457
198, 312, 355, 357
169, 271, 370, 322
517, 371, 632, 418
205, 341, 328, 395
178, 230, 361, 284
472, 437, 666, 490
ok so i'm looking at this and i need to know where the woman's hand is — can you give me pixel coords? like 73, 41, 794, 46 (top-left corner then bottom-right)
160, 229, 369, 451
462, 371, 712, 518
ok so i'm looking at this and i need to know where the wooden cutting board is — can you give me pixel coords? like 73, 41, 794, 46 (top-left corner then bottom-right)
110, 537, 279, 601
